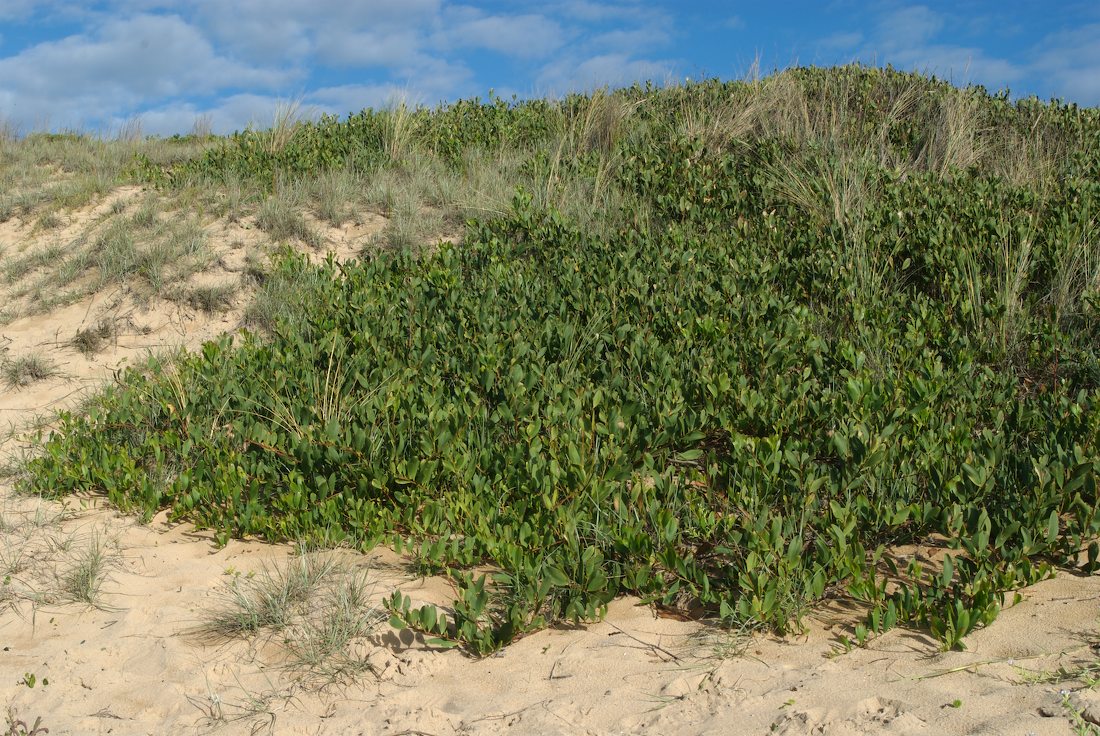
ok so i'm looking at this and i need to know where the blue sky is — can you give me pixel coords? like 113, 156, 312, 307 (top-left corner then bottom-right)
0, 1, 1097, 136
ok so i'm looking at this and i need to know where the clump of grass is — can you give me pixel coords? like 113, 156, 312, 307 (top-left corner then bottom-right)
86, 215, 211, 296
284, 567, 386, 682
241, 251, 268, 286
199, 547, 385, 682
130, 201, 158, 229
1, 353, 59, 389
203, 549, 339, 637
370, 196, 444, 252
382, 100, 418, 164
32, 211, 62, 232
690, 618, 762, 661
256, 191, 322, 248
0, 499, 77, 612
2, 242, 68, 284
185, 282, 238, 313
263, 99, 304, 157
310, 168, 359, 227
56, 532, 116, 607
89, 220, 139, 284
244, 251, 331, 334
70, 319, 115, 356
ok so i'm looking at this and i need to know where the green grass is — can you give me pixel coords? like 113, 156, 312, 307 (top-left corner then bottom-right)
255, 187, 322, 248
0, 498, 106, 614
309, 168, 360, 227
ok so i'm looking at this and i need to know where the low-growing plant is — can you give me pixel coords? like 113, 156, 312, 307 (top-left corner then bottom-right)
70, 319, 115, 357
32, 212, 61, 231
1063, 693, 1100, 736
256, 192, 322, 248
198, 548, 385, 682
185, 283, 237, 313
17, 67, 1100, 656
5, 707, 49, 736
309, 168, 359, 227
130, 202, 158, 229
1, 353, 59, 389
56, 532, 115, 607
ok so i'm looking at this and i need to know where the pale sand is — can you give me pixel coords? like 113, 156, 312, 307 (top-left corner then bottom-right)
2, 189, 1097, 735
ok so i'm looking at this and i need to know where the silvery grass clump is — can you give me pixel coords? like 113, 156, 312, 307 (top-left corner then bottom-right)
197, 546, 387, 684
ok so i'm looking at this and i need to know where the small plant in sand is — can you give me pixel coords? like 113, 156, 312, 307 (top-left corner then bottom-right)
1062, 692, 1100, 736
1017, 638, 1100, 693
198, 547, 386, 683
32, 211, 61, 232
70, 319, 115, 357
310, 168, 359, 227
56, 532, 117, 608
4, 707, 49, 736
1, 502, 66, 611
130, 202, 158, 229
1, 353, 59, 389
184, 282, 238, 313
256, 190, 323, 248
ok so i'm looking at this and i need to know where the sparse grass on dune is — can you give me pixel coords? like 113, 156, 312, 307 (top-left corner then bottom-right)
309, 167, 360, 227
0, 130, 209, 223
255, 184, 323, 248
0, 495, 119, 613
1, 353, 60, 390
197, 547, 387, 684
182, 281, 239, 313
69, 319, 116, 357
0, 199, 219, 323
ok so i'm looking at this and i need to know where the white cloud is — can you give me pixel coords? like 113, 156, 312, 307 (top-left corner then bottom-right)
135, 58, 475, 136
536, 52, 674, 94
833, 5, 1025, 95
0, 0, 39, 21
193, 0, 442, 65
874, 5, 944, 49
526, 0, 675, 94
135, 93, 309, 137
1030, 23, 1100, 103
551, 0, 658, 24
321, 29, 427, 68
820, 31, 863, 51
587, 27, 670, 54
440, 12, 565, 58
0, 13, 295, 131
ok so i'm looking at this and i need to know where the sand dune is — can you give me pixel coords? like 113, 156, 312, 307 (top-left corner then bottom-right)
2, 188, 1097, 736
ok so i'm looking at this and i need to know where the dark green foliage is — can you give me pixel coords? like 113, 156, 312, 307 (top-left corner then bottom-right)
25, 67, 1100, 654
138, 92, 562, 188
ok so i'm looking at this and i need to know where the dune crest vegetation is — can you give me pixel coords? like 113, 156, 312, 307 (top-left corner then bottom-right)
19, 65, 1100, 655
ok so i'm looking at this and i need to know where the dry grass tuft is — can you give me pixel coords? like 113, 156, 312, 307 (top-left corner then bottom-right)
197, 546, 387, 684
70, 319, 116, 357
1, 353, 60, 390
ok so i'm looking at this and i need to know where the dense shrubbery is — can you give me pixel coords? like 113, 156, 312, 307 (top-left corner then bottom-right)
26, 66, 1100, 653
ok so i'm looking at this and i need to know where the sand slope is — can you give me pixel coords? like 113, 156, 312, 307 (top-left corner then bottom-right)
2, 189, 1097, 736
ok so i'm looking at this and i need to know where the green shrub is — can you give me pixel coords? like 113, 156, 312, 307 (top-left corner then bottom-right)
24, 67, 1100, 655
